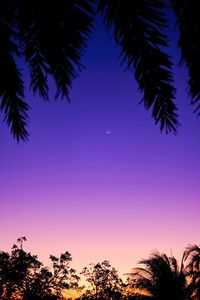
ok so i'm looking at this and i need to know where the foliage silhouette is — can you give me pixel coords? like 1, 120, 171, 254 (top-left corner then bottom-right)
0, 237, 80, 300
184, 244, 200, 300
80, 260, 126, 299
127, 246, 200, 300
171, 0, 200, 116
0, 239, 199, 299
0, 0, 93, 141
98, 0, 177, 133
1, 1, 200, 141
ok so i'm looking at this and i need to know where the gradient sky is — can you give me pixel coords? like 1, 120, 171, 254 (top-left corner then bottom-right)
0, 14, 200, 279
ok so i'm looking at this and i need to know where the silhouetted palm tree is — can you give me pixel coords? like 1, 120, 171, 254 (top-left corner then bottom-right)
185, 244, 200, 300
1, 0, 200, 141
128, 249, 199, 300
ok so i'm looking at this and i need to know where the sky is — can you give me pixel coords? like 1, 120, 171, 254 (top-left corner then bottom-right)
0, 13, 200, 280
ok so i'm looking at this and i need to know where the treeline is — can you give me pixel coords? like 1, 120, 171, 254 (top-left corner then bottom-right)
0, 237, 199, 300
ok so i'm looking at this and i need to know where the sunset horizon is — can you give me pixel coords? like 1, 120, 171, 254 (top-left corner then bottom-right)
1, 2, 199, 299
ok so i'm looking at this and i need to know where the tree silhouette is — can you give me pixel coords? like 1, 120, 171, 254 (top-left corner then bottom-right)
23, 252, 80, 300
0, 237, 42, 299
80, 260, 126, 299
0, 240, 199, 299
0, 238, 80, 300
127, 247, 200, 300
1, 1, 200, 141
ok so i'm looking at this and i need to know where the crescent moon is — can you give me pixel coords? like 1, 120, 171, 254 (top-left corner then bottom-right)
106, 130, 111, 134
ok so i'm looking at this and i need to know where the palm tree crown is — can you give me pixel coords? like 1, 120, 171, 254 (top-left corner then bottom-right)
128, 246, 200, 300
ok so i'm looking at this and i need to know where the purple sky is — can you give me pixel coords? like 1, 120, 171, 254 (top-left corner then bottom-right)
1, 17, 200, 277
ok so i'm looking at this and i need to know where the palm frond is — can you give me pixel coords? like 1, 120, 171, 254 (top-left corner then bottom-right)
0, 0, 29, 141
18, 0, 94, 100
184, 244, 200, 271
98, 0, 178, 133
134, 277, 155, 295
171, 0, 200, 116
129, 267, 152, 279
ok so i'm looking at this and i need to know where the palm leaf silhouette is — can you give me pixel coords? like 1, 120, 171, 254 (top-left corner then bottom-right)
171, 0, 200, 116
17, 0, 94, 100
98, 0, 178, 133
0, 0, 29, 141
129, 250, 199, 300
1, 1, 200, 141
0, 0, 94, 141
